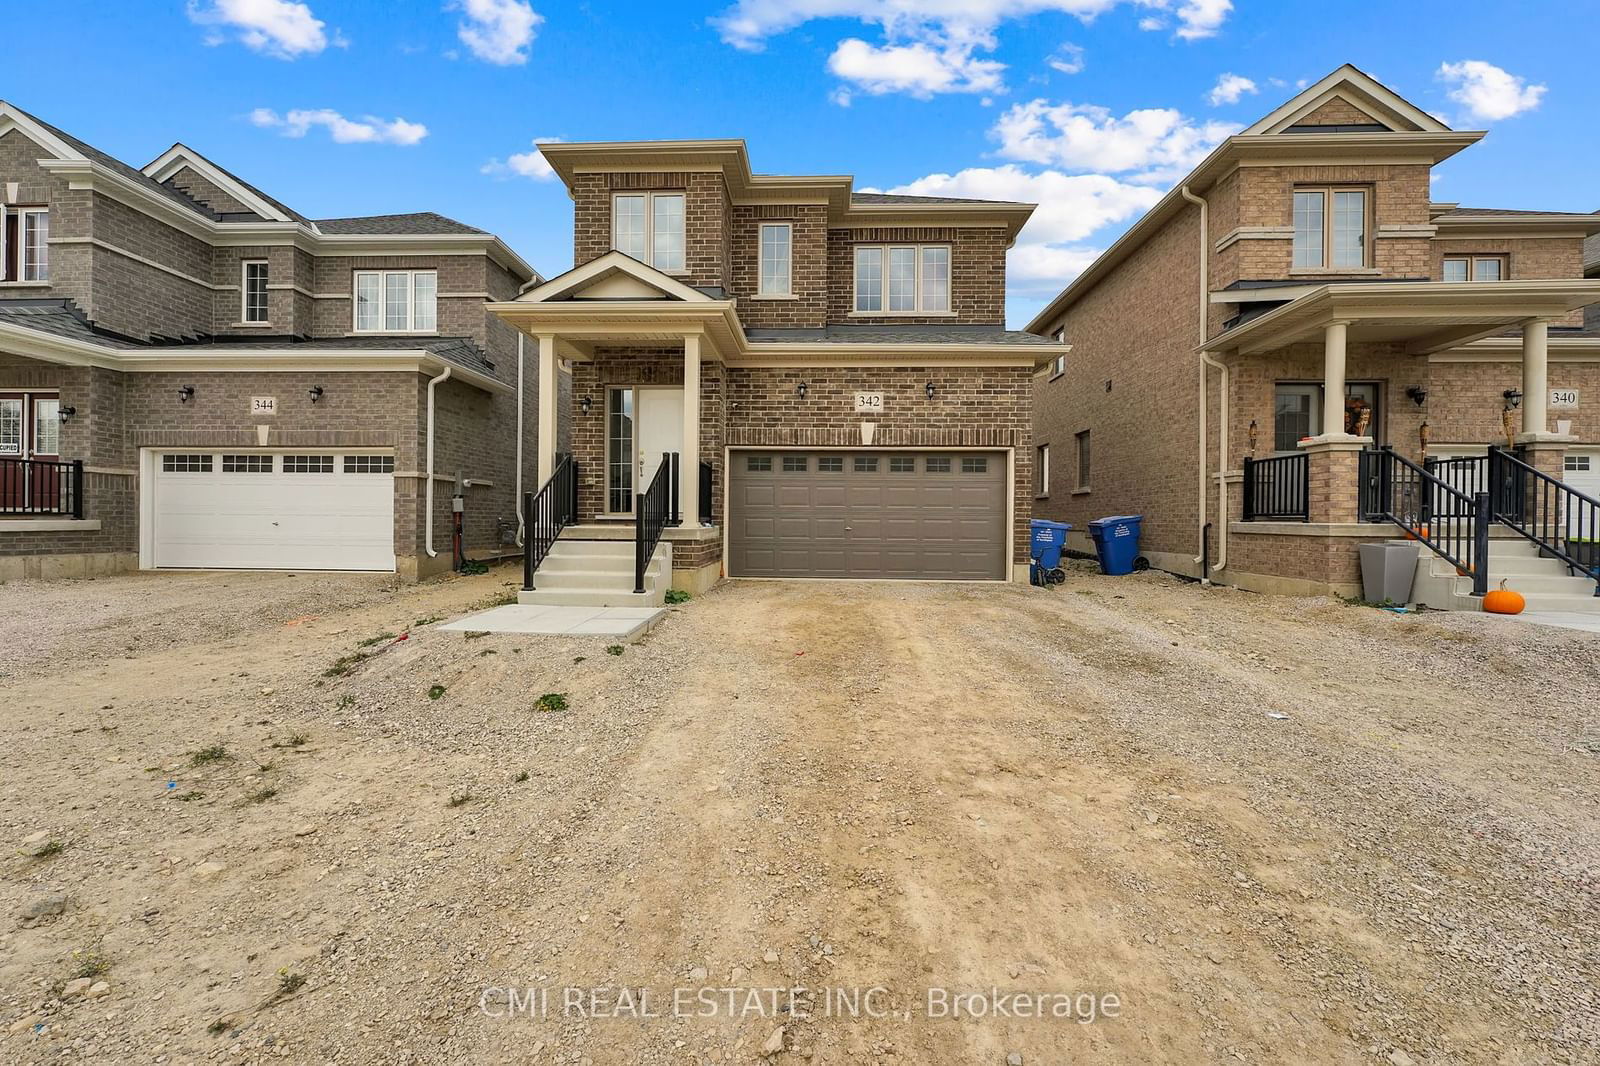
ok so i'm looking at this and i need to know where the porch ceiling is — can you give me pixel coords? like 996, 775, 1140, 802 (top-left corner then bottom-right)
1210, 279, 1600, 357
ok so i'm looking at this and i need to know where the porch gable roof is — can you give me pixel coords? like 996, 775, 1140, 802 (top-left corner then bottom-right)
1206, 279, 1600, 356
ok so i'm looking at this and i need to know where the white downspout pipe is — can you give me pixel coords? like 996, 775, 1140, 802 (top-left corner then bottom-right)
1180, 185, 1229, 579
424, 364, 453, 558
514, 333, 525, 547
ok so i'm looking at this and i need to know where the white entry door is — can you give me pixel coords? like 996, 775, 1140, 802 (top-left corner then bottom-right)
152, 451, 395, 571
635, 387, 684, 499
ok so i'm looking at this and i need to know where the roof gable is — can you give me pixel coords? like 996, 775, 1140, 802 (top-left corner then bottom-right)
518, 251, 712, 304
142, 144, 302, 224
1242, 64, 1454, 136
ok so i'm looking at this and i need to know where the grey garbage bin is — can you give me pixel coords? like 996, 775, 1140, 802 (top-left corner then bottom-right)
1358, 540, 1421, 604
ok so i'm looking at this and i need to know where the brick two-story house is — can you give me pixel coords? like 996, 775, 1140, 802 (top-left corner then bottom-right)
493, 140, 1063, 604
0, 100, 549, 582
1029, 67, 1600, 609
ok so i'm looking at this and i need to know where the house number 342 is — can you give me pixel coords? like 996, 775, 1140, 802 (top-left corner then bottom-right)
854, 392, 884, 413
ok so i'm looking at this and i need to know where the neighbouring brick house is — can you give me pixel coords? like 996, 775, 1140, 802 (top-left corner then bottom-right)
495, 139, 1062, 604
0, 100, 551, 582
1029, 66, 1600, 609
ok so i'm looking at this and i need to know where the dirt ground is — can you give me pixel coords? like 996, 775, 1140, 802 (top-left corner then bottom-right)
1, 563, 1597, 1066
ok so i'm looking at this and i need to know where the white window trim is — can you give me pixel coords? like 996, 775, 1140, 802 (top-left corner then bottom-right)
0, 205, 51, 285
611, 191, 688, 274
1442, 255, 1508, 282
1035, 443, 1050, 499
351, 269, 438, 334
851, 244, 955, 316
756, 221, 793, 298
240, 259, 270, 325
1290, 187, 1369, 271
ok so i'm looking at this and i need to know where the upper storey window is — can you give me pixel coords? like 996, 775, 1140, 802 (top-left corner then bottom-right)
353, 270, 437, 332
614, 192, 685, 273
1, 205, 49, 282
758, 223, 791, 296
854, 245, 950, 314
1292, 188, 1367, 270
1442, 256, 1505, 282
241, 260, 269, 323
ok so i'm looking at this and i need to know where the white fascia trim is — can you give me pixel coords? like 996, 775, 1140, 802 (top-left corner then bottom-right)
1432, 337, 1600, 362
516, 249, 711, 303
1241, 64, 1453, 136
0, 108, 87, 161
141, 144, 292, 223
0, 322, 507, 393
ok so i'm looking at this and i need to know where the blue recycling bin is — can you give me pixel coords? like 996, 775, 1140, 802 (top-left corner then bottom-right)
1087, 515, 1144, 576
1029, 519, 1071, 585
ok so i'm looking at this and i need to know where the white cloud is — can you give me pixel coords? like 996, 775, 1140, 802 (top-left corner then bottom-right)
481, 137, 562, 180
250, 108, 428, 146
993, 99, 1239, 182
708, 1, 1232, 97
453, 0, 542, 65
1047, 43, 1085, 75
1172, 0, 1231, 40
1436, 60, 1546, 122
1206, 72, 1257, 106
827, 37, 1005, 98
881, 164, 1161, 292
187, 0, 339, 59
1137, 15, 1164, 30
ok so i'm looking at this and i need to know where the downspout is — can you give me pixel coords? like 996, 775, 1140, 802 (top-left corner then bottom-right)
514, 333, 525, 548
1180, 184, 1229, 580
424, 364, 453, 558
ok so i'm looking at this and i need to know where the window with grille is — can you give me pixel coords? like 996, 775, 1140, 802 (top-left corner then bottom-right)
222, 454, 273, 473
353, 270, 436, 331
853, 456, 878, 473
344, 455, 395, 474
961, 456, 988, 474
889, 456, 915, 473
781, 455, 808, 472
746, 455, 772, 472
818, 456, 843, 472
241, 261, 269, 323
162, 454, 213, 473
283, 455, 334, 473
926, 457, 952, 473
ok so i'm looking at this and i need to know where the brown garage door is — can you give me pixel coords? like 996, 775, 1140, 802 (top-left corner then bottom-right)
728, 450, 1007, 580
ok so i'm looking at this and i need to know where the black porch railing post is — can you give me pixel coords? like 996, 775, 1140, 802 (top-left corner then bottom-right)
1357, 449, 1371, 521
1300, 450, 1311, 523
1241, 457, 1255, 522
699, 460, 713, 526
71, 460, 84, 520
1472, 491, 1491, 597
522, 491, 535, 591
1378, 445, 1394, 518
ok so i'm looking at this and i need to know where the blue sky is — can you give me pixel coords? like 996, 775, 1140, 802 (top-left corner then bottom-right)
9, 1, 1593, 326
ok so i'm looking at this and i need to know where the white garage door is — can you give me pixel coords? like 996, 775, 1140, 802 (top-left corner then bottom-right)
153, 451, 395, 571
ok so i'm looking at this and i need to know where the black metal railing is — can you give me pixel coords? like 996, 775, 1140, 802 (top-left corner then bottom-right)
1241, 452, 1309, 521
699, 460, 713, 525
1360, 445, 1488, 596
521, 454, 578, 591
634, 457, 672, 594
1488, 446, 1600, 595
0, 458, 84, 518
1427, 452, 1525, 524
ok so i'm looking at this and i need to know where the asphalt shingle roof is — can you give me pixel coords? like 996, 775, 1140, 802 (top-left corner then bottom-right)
1438, 207, 1600, 219
0, 300, 497, 375
314, 212, 488, 235
746, 324, 1057, 346
850, 192, 1027, 206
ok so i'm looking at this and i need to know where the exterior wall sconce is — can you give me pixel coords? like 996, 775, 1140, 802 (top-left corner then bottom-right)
925, 381, 936, 400
1503, 387, 1523, 410
580, 395, 592, 414
177, 385, 195, 403
58, 405, 77, 423
1405, 385, 1428, 407
308, 386, 324, 403
1247, 419, 1258, 456
796, 382, 808, 400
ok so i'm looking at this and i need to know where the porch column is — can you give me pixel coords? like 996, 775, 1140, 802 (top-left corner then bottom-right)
536, 333, 558, 486
1520, 318, 1549, 439
681, 333, 701, 525
1322, 320, 1350, 436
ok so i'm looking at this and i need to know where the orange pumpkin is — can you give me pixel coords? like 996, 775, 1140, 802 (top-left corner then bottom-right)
1483, 581, 1525, 615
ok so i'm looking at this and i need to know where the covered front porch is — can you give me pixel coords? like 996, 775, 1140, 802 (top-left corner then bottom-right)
1205, 279, 1600, 602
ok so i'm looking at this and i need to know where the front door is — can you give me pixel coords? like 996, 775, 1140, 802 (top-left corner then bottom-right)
604, 386, 685, 515
0, 391, 59, 511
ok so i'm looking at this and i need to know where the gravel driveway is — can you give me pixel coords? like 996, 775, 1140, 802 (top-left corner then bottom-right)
2, 563, 1596, 1064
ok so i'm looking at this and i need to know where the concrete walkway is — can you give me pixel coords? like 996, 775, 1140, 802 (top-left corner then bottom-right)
439, 604, 665, 639
1503, 611, 1600, 634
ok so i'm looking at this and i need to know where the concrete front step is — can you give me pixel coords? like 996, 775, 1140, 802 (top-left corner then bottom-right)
518, 540, 673, 608
529, 568, 667, 592
517, 587, 666, 608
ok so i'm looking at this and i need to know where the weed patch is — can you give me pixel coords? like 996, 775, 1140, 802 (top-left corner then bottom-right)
535, 692, 568, 713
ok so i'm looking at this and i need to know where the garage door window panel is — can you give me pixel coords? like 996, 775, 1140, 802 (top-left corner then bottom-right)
284, 455, 334, 474
163, 454, 212, 473
222, 454, 273, 473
